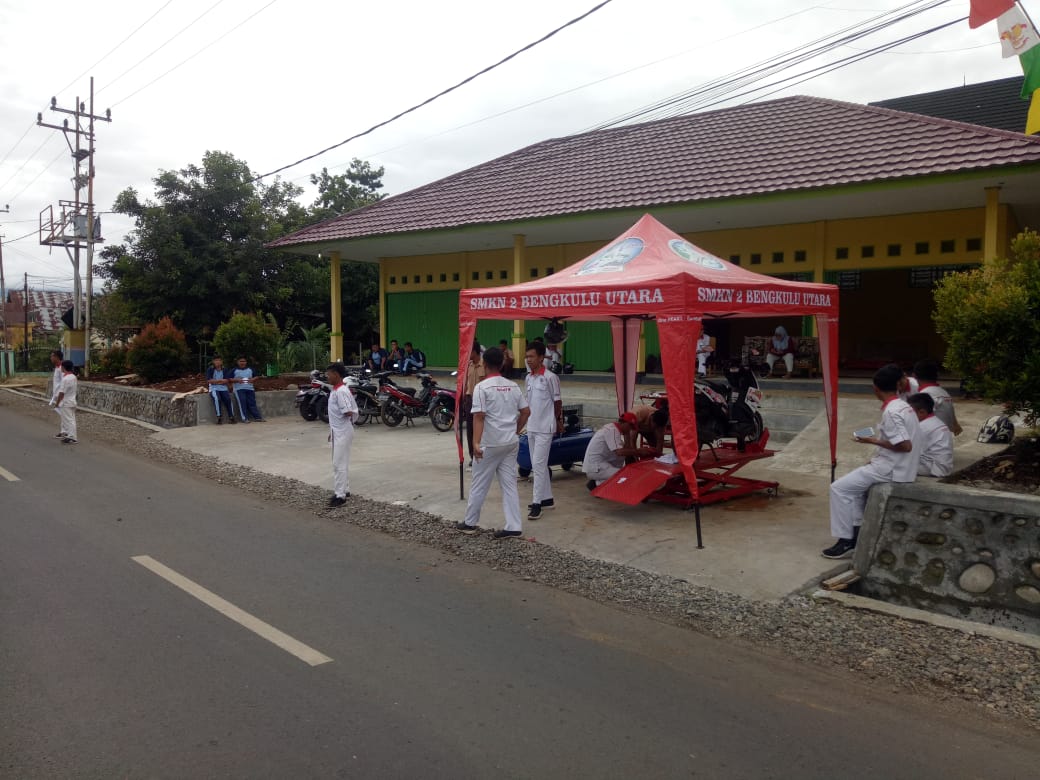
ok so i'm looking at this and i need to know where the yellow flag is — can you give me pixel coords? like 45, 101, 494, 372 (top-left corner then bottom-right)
1029, 88, 1040, 135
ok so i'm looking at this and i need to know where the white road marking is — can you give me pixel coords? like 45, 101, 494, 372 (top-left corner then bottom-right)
131, 555, 332, 667
0, 465, 20, 482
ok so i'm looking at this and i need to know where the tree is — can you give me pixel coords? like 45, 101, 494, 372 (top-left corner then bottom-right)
213, 311, 281, 368
91, 287, 137, 347
127, 317, 190, 382
98, 151, 327, 342
933, 229, 1040, 425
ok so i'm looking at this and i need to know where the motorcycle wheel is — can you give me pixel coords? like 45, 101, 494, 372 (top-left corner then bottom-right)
382, 401, 405, 428
747, 412, 765, 442
353, 409, 370, 426
430, 405, 454, 432
317, 397, 329, 424
299, 398, 318, 422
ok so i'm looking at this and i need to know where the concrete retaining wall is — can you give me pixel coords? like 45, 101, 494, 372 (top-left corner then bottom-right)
854, 481, 1040, 633
63, 381, 299, 428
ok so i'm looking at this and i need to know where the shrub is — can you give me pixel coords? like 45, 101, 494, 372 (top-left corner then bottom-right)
213, 311, 280, 369
127, 317, 190, 382
933, 229, 1040, 425
98, 345, 130, 376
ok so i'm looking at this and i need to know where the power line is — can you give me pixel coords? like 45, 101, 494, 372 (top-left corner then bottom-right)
0, 134, 58, 195
5, 148, 67, 205
253, 0, 616, 182
0, 122, 36, 171
110, 0, 278, 108
57, 0, 178, 96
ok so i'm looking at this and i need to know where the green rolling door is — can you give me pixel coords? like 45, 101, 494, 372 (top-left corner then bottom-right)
385, 290, 460, 367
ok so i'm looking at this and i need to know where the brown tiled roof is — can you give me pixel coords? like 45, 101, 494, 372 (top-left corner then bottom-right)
870, 77, 1029, 135
268, 94, 1040, 249
9, 290, 75, 332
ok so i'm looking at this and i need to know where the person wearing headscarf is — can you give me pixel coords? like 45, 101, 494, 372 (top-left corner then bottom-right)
766, 326, 795, 378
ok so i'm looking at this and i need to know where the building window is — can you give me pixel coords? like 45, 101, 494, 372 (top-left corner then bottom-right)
412, 275, 419, 284
729, 254, 740, 265
400, 276, 407, 285
794, 250, 807, 263
439, 273, 446, 282
772, 251, 784, 264
750, 253, 762, 265
545, 266, 554, 275
835, 247, 849, 260
966, 237, 982, 252
499, 270, 508, 280
472, 271, 479, 281
836, 271, 861, 290
485, 271, 493, 280
861, 245, 875, 259
909, 265, 976, 288
426, 274, 433, 283
453, 272, 460, 282
940, 239, 955, 253
775, 272, 813, 282
530, 268, 538, 278
389, 276, 396, 285
915, 242, 929, 256
887, 244, 901, 257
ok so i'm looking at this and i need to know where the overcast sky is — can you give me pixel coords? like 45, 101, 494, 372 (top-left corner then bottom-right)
0, 0, 1027, 292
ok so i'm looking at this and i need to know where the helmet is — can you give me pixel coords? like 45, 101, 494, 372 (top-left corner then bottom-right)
977, 415, 1014, 444
543, 318, 569, 345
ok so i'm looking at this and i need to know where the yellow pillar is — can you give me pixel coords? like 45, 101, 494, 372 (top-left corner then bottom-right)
807, 220, 828, 337
330, 251, 343, 362
512, 234, 526, 360
983, 186, 1005, 262
636, 320, 646, 372
377, 258, 387, 347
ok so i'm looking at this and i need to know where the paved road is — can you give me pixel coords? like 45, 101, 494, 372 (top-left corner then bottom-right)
1, 405, 1037, 779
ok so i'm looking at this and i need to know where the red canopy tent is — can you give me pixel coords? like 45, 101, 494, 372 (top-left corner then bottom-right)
456, 214, 840, 506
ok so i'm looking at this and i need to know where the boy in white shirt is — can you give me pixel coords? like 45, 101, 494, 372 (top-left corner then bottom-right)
53, 360, 79, 444
908, 392, 954, 478
822, 364, 922, 559
326, 362, 358, 507
524, 342, 563, 520
913, 359, 962, 435
456, 347, 530, 540
48, 350, 66, 439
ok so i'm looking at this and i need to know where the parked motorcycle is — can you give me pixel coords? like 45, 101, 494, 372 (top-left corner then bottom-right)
380, 372, 446, 428
350, 371, 384, 426
295, 370, 332, 422
428, 381, 457, 432
694, 362, 765, 454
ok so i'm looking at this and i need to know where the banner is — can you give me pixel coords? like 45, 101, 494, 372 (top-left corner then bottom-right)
1028, 87, 1040, 133
970, 0, 1016, 28
997, 4, 1039, 56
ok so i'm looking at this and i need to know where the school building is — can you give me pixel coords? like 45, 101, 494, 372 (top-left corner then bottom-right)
269, 80, 1040, 371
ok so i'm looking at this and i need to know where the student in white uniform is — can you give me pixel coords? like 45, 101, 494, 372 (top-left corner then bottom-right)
326, 362, 358, 507
456, 347, 530, 540
53, 360, 79, 444
696, 331, 713, 377
583, 413, 652, 488
822, 364, 922, 559
48, 350, 66, 439
913, 359, 962, 435
907, 393, 954, 478
524, 342, 563, 520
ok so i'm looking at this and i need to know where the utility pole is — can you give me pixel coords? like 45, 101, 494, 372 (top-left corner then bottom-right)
37, 77, 111, 377
0, 203, 8, 348
23, 273, 29, 370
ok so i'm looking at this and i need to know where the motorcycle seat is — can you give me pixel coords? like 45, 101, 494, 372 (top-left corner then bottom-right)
400, 387, 417, 396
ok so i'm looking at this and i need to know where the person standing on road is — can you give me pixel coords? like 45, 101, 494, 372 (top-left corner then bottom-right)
48, 349, 66, 439
232, 356, 264, 422
456, 347, 530, 540
462, 342, 486, 467
524, 341, 563, 520
53, 360, 79, 445
326, 362, 358, 507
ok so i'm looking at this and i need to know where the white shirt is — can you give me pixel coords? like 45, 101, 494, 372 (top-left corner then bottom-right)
918, 415, 954, 477
472, 374, 528, 448
328, 383, 357, 435
920, 384, 959, 434
58, 372, 78, 408
233, 367, 254, 387
545, 347, 562, 372
51, 365, 63, 401
583, 423, 625, 474
697, 334, 711, 353
871, 398, 921, 482
525, 368, 561, 433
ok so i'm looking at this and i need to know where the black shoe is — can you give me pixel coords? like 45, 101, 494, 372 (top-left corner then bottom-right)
586, 480, 597, 491
540, 498, 555, 510
62, 437, 77, 445
329, 495, 349, 507
455, 521, 479, 535
821, 538, 856, 559
493, 529, 522, 540
527, 503, 542, 520
216, 416, 223, 425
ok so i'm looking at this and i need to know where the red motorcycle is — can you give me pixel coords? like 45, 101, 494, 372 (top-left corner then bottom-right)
379, 371, 448, 428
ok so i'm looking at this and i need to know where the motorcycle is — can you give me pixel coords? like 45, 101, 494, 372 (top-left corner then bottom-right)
295, 369, 332, 422
380, 371, 445, 428
428, 381, 457, 432
350, 371, 384, 426
694, 362, 765, 455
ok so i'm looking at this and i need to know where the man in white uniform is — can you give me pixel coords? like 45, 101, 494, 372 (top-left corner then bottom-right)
48, 350, 66, 439
696, 331, 713, 377
913, 359, 963, 435
583, 413, 647, 488
326, 362, 358, 507
908, 393, 954, 478
53, 360, 79, 444
524, 342, 563, 520
456, 347, 530, 540
823, 364, 922, 559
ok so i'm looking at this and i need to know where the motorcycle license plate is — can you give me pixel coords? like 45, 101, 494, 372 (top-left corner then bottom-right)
376, 393, 389, 402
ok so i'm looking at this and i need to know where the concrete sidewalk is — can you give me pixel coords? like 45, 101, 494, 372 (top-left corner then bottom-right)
154, 394, 1005, 603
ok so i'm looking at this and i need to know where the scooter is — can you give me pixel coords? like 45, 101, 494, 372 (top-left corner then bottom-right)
694, 362, 765, 455
296, 369, 332, 422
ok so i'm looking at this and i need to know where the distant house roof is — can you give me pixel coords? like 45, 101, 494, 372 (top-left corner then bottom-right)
870, 77, 1029, 135
269, 94, 1040, 251
9, 290, 75, 332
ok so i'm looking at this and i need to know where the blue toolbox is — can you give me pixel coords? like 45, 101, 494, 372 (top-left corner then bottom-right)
517, 428, 594, 477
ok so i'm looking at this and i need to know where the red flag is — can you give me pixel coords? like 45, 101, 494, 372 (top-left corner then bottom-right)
969, 0, 1016, 28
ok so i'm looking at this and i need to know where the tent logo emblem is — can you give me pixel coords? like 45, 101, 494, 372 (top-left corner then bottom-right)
669, 239, 726, 271
576, 237, 644, 275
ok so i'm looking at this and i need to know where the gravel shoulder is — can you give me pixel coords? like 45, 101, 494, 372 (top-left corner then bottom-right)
4, 387, 1039, 733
